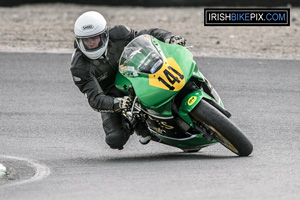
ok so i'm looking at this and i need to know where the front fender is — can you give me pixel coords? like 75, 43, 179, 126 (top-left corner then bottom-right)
178, 90, 215, 127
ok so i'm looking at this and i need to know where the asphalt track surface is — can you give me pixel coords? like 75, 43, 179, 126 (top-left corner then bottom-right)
0, 53, 299, 200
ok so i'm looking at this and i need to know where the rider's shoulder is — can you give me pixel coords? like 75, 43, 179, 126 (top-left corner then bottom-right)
109, 25, 133, 40
71, 49, 90, 72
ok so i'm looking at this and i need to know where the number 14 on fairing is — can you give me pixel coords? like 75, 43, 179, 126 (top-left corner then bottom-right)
149, 57, 186, 91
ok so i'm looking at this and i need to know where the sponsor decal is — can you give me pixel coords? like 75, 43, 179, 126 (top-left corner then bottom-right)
97, 72, 108, 81
82, 24, 94, 30
147, 115, 174, 131
119, 65, 127, 73
188, 96, 197, 106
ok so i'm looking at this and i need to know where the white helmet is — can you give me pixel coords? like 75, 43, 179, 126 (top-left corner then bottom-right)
74, 11, 109, 59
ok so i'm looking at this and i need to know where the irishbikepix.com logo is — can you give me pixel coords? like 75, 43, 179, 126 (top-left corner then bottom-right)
204, 8, 290, 26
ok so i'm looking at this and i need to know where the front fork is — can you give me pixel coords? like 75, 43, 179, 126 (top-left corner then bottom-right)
178, 90, 215, 127
178, 83, 231, 127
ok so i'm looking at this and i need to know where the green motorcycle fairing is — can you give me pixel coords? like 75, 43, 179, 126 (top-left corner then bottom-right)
115, 35, 220, 149
117, 35, 196, 114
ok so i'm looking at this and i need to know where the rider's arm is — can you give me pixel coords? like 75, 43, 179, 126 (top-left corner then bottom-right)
136, 28, 174, 43
71, 50, 116, 112
109, 25, 174, 44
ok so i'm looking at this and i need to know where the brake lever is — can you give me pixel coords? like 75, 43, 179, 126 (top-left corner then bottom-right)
122, 96, 138, 118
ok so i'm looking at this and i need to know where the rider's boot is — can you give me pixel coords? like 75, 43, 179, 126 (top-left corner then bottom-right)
134, 121, 151, 145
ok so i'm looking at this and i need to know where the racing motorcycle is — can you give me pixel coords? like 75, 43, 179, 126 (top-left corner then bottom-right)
115, 34, 253, 156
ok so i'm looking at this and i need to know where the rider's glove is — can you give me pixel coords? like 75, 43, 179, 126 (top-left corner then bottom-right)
113, 96, 131, 112
165, 36, 186, 46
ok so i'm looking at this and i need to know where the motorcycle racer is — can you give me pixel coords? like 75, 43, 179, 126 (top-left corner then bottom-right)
70, 11, 186, 150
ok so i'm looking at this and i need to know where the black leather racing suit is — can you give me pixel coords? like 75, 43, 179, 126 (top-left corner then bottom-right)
70, 25, 173, 149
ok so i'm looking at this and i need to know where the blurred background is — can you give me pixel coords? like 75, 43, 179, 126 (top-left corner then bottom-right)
0, 0, 299, 59
1, 0, 300, 7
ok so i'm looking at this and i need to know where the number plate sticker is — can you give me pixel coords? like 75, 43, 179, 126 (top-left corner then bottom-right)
148, 57, 185, 91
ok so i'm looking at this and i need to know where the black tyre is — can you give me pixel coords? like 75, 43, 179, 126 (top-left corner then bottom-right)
190, 100, 253, 156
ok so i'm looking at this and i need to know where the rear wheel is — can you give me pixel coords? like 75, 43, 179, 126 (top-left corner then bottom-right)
190, 100, 253, 156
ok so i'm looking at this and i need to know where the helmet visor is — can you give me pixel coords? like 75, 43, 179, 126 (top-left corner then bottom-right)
76, 29, 109, 52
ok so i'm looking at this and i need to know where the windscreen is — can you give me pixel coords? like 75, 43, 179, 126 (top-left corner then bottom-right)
119, 35, 163, 74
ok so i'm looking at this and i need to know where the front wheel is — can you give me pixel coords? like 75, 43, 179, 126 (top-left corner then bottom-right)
190, 100, 253, 156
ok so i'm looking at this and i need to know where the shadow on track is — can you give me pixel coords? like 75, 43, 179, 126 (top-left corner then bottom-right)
60, 152, 247, 166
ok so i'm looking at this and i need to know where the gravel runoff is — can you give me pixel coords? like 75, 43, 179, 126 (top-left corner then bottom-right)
0, 4, 299, 60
